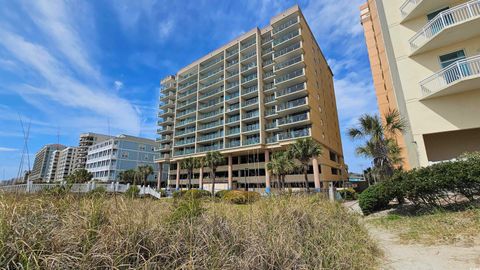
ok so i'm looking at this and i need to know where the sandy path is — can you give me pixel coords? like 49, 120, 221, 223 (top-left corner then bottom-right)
343, 201, 480, 269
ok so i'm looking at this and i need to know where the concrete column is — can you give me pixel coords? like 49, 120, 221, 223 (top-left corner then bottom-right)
199, 167, 204, 190
157, 163, 163, 189
228, 155, 233, 190
264, 150, 271, 193
328, 182, 335, 201
312, 156, 321, 192
175, 162, 180, 190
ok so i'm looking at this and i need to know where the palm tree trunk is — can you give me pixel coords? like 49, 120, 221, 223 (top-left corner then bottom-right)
211, 169, 216, 196
304, 170, 310, 192
187, 171, 192, 190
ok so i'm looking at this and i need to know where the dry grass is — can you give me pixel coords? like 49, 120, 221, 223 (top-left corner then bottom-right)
368, 208, 480, 245
0, 192, 380, 269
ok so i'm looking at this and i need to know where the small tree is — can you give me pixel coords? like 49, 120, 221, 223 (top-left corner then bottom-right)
194, 156, 205, 190
266, 151, 296, 190
204, 151, 224, 196
287, 138, 322, 192
137, 165, 154, 186
67, 169, 93, 184
117, 169, 136, 184
180, 157, 197, 190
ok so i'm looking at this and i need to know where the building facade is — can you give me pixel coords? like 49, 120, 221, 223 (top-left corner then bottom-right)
156, 6, 347, 192
85, 135, 159, 182
360, 0, 480, 167
54, 147, 77, 182
72, 132, 112, 172
30, 144, 66, 182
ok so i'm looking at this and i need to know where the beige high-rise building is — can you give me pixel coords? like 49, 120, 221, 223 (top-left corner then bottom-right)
360, 0, 480, 168
54, 147, 77, 182
156, 5, 346, 192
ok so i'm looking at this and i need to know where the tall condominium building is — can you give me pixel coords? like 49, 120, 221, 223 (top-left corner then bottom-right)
360, 0, 480, 168
72, 132, 112, 171
54, 147, 77, 182
85, 135, 159, 182
156, 5, 346, 192
30, 144, 66, 182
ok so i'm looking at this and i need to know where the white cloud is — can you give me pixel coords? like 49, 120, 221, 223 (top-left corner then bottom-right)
114, 80, 124, 91
0, 147, 17, 152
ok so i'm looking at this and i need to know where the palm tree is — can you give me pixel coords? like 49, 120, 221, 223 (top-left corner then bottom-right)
287, 138, 322, 192
194, 156, 205, 190
117, 169, 136, 184
204, 151, 224, 196
348, 109, 406, 180
137, 165, 154, 186
180, 157, 197, 190
66, 169, 93, 184
266, 151, 296, 190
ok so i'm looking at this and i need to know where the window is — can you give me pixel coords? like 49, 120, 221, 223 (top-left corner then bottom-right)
139, 144, 146, 151
121, 152, 128, 158
439, 50, 465, 69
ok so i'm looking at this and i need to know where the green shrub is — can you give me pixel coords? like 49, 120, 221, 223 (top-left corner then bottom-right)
358, 183, 393, 215
168, 197, 204, 223
339, 188, 357, 200
172, 190, 187, 199
215, 189, 230, 198
125, 185, 140, 198
222, 190, 261, 204
184, 189, 211, 199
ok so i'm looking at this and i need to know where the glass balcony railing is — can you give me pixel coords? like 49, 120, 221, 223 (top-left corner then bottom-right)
201, 76, 224, 90
242, 73, 258, 83
277, 82, 305, 97
243, 123, 259, 132
275, 69, 304, 84
226, 91, 239, 100
198, 120, 224, 131
278, 112, 308, 125
277, 97, 307, 111
227, 103, 240, 112
275, 55, 302, 70
241, 61, 257, 72
175, 148, 195, 156
226, 127, 240, 135
242, 51, 256, 61
273, 29, 300, 46
278, 128, 310, 140
265, 108, 276, 116
177, 99, 196, 109
178, 88, 197, 98
244, 136, 260, 145
264, 71, 274, 78
274, 42, 301, 58
199, 108, 223, 120
265, 95, 275, 103
201, 56, 224, 70
201, 66, 224, 80
227, 49, 239, 57
227, 59, 239, 67
177, 108, 196, 117
177, 117, 196, 127
263, 59, 273, 66
264, 83, 275, 91
227, 82, 239, 89
267, 136, 277, 144
265, 121, 277, 129
242, 85, 258, 95
243, 97, 258, 107
243, 110, 259, 119
197, 144, 223, 153
175, 138, 196, 146
262, 47, 273, 55
226, 140, 241, 148
226, 71, 239, 79
178, 80, 197, 91
273, 17, 299, 34
226, 115, 240, 123
198, 131, 223, 142
199, 98, 223, 109
176, 128, 196, 136
241, 40, 256, 50
199, 86, 223, 100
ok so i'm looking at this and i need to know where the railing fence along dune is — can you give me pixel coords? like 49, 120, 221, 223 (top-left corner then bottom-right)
0, 181, 162, 199
420, 55, 480, 96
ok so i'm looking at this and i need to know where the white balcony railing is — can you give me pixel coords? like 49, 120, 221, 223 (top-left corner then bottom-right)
420, 55, 480, 97
400, 0, 422, 17
409, 0, 480, 51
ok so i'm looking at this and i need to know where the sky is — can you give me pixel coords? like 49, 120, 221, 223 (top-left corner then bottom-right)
0, 0, 377, 180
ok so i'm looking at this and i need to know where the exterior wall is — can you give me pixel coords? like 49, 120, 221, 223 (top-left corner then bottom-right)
360, 1, 411, 169
361, 0, 480, 167
86, 135, 159, 182
54, 147, 77, 182
156, 5, 347, 190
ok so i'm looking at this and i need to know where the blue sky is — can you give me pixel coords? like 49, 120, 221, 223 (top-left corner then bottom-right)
0, 0, 377, 180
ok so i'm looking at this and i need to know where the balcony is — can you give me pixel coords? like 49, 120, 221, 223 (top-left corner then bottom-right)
199, 108, 223, 121
198, 131, 223, 142
243, 123, 260, 133
176, 128, 196, 137
199, 86, 224, 101
243, 110, 259, 120
157, 126, 173, 134
275, 68, 305, 86
242, 85, 258, 96
176, 117, 196, 128
409, 0, 480, 56
277, 112, 310, 127
197, 144, 223, 153
175, 138, 196, 146
200, 76, 224, 91
157, 135, 172, 142
400, 0, 452, 22
175, 148, 195, 157
199, 98, 223, 111
226, 140, 241, 148
198, 120, 224, 132
155, 153, 170, 161
177, 88, 197, 100
244, 136, 260, 145
278, 127, 310, 141
272, 16, 299, 35
200, 56, 224, 71
226, 127, 240, 136
226, 91, 239, 101
159, 100, 175, 109
273, 29, 301, 48
420, 55, 480, 100
176, 108, 196, 118
275, 55, 304, 72
226, 115, 240, 124
227, 103, 240, 112
277, 97, 308, 114
277, 82, 307, 100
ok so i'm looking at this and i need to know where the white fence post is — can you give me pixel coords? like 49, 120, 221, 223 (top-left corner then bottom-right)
26, 180, 32, 193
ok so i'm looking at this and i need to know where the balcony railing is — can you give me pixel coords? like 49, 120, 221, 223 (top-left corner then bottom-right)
226, 91, 239, 100
400, 0, 421, 17
197, 144, 223, 152
226, 140, 241, 148
420, 55, 480, 97
178, 80, 197, 91
278, 112, 308, 125
244, 136, 260, 145
177, 117, 196, 127
201, 76, 224, 90
199, 98, 223, 109
226, 115, 240, 123
177, 99, 196, 109
274, 42, 301, 58
409, 0, 480, 51
227, 82, 239, 89
242, 51, 256, 61
201, 56, 224, 70
199, 108, 223, 120
176, 128, 196, 136
226, 127, 240, 135
242, 73, 258, 83
267, 136, 277, 144
242, 85, 258, 95
265, 95, 275, 103
273, 29, 300, 46
262, 47, 273, 55
178, 88, 197, 99
275, 69, 304, 84
198, 131, 223, 142
243, 97, 258, 107
272, 17, 299, 34
264, 71, 274, 79
243, 110, 259, 119
241, 61, 257, 72
278, 128, 310, 141
275, 55, 302, 70
277, 82, 305, 97
277, 97, 306, 111
175, 138, 196, 146
241, 40, 256, 50
243, 123, 259, 132
177, 108, 196, 117
265, 121, 277, 129
227, 59, 239, 67
199, 86, 223, 100
175, 148, 195, 156
227, 49, 239, 57
227, 103, 240, 112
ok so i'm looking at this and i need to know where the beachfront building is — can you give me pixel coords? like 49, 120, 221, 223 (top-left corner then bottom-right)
30, 144, 66, 182
156, 5, 347, 192
360, 0, 480, 167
